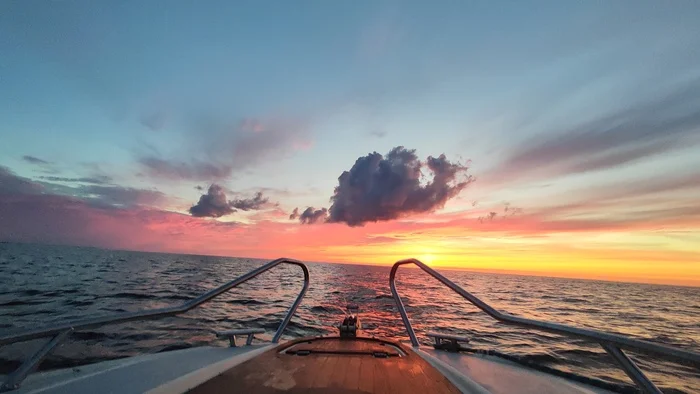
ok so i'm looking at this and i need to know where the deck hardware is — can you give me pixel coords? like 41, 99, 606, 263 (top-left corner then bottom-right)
390, 258, 700, 394
0, 258, 309, 391
215, 328, 266, 347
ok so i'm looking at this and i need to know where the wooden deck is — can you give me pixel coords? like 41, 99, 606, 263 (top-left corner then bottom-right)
188, 337, 461, 394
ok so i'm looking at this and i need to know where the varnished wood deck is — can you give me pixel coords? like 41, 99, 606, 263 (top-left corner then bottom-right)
188, 337, 461, 394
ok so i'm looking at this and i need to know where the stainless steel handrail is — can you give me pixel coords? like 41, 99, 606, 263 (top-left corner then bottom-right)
390, 258, 700, 394
0, 257, 309, 392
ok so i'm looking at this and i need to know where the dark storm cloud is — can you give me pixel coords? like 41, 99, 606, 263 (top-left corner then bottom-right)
326, 147, 473, 226
189, 184, 271, 218
491, 81, 700, 182
22, 155, 50, 165
299, 207, 328, 224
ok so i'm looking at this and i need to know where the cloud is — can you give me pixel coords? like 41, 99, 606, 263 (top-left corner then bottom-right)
139, 117, 311, 181
22, 155, 50, 165
0, 166, 250, 254
289, 207, 299, 220
21, 155, 59, 174
1, 166, 167, 209
0, 166, 44, 195
478, 211, 498, 223
231, 191, 268, 211
534, 171, 700, 219
490, 82, 700, 182
209, 116, 312, 169
299, 207, 328, 224
81, 185, 168, 208
39, 175, 113, 185
189, 184, 271, 218
140, 111, 166, 131
326, 147, 473, 226
0, 192, 244, 253
189, 184, 235, 218
370, 130, 387, 138
139, 157, 232, 181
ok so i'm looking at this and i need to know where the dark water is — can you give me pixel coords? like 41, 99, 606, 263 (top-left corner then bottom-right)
0, 243, 698, 393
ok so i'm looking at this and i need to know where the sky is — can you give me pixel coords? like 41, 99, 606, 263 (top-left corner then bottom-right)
1, 1, 699, 286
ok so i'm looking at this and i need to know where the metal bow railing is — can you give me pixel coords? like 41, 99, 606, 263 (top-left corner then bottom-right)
390, 258, 700, 394
0, 257, 309, 392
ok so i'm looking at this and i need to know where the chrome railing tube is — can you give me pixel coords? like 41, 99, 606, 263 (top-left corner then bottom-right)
0, 257, 309, 391
390, 258, 700, 394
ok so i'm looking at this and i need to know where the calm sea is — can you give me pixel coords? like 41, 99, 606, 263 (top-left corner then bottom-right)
0, 242, 698, 393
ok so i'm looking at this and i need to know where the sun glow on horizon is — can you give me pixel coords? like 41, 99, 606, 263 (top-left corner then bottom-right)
418, 253, 436, 265
1, 1, 699, 289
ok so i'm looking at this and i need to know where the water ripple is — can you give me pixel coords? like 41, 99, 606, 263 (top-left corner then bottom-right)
0, 243, 698, 393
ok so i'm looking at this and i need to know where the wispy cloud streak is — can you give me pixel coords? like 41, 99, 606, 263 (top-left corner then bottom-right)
490, 82, 700, 182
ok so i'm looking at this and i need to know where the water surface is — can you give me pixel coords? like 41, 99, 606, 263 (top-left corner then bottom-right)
0, 243, 698, 393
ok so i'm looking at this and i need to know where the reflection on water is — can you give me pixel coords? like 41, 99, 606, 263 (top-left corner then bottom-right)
0, 243, 698, 393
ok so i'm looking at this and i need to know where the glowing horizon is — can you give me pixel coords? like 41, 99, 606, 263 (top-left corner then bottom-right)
1, 2, 699, 288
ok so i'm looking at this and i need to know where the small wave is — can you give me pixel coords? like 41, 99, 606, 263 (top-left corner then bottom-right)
106, 307, 129, 313
6, 309, 54, 317
2, 244, 698, 393
226, 299, 266, 305
549, 307, 602, 314
309, 305, 333, 313
649, 334, 683, 346
108, 292, 154, 300
559, 349, 608, 359
158, 294, 192, 301
0, 299, 46, 306
519, 353, 563, 364
64, 299, 93, 307
38, 291, 65, 297
123, 333, 156, 341
163, 294, 192, 301
561, 297, 588, 304
72, 331, 114, 341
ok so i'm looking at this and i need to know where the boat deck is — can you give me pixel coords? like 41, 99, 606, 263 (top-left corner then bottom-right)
188, 337, 461, 394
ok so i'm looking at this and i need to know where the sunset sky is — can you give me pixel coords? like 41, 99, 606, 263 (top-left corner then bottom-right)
1, 2, 699, 286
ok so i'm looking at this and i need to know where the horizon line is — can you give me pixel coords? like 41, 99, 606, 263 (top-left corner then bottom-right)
2, 240, 697, 289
